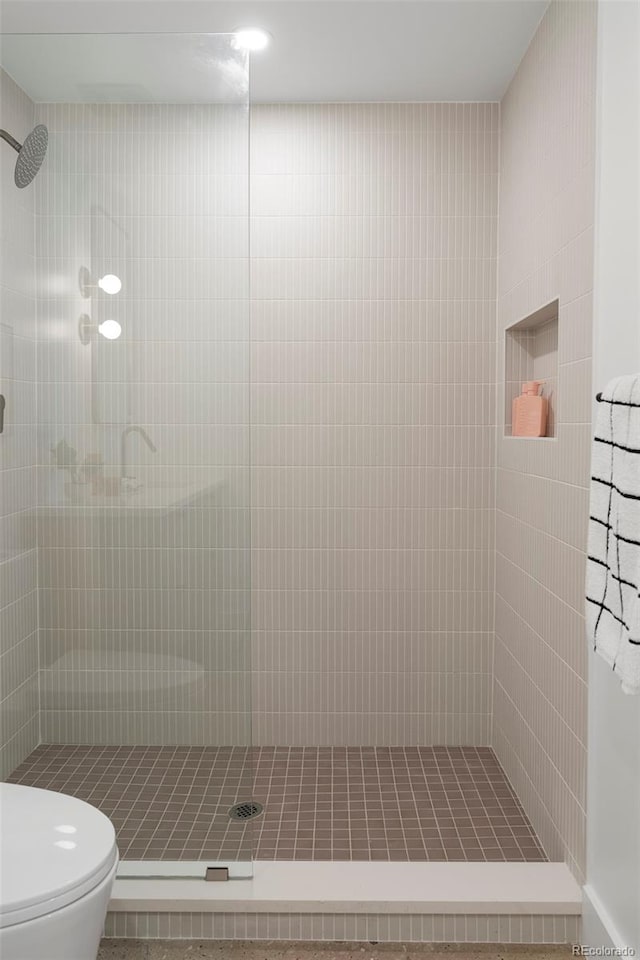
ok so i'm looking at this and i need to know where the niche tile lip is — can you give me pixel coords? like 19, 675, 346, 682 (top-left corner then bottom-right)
504, 299, 559, 333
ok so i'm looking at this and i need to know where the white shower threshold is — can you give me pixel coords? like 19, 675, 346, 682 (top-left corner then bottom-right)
110, 860, 581, 916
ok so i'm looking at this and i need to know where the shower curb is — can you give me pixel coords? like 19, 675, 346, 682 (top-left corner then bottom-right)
107, 862, 582, 944
110, 861, 582, 915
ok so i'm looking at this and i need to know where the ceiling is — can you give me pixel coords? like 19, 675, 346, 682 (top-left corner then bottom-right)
0, 34, 250, 104
0, 1, 548, 103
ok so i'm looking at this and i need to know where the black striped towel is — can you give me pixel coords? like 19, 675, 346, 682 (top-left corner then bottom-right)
586, 374, 640, 693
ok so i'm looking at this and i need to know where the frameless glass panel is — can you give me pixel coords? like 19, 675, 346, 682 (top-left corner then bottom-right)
0, 33, 252, 877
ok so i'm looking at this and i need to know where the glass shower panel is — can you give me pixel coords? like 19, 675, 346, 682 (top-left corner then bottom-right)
0, 34, 252, 876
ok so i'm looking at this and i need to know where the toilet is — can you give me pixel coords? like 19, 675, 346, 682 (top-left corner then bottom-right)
0, 783, 118, 960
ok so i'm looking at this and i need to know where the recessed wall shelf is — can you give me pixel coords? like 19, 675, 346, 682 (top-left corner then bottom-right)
504, 299, 558, 438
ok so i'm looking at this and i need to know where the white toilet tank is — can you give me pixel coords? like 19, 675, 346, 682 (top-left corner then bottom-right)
0, 783, 118, 960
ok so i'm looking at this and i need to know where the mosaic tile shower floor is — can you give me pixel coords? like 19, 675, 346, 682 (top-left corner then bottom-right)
8, 745, 547, 863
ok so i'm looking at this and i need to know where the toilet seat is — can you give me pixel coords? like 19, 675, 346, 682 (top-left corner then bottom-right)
0, 783, 118, 928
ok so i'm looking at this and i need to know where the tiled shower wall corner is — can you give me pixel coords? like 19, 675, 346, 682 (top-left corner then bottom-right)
0, 68, 39, 778
494, 0, 597, 882
34, 103, 252, 745
250, 103, 499, 745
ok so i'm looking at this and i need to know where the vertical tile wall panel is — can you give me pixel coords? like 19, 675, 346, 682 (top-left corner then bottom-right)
34, 103, 251, 747
494, 0, 597, 881
104, 910, 581, 944
33, 101, 498, 753
0, 68, 39, 777
250, 103, 499, 745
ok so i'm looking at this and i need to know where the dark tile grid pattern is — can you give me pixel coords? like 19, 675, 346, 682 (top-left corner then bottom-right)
8, 745, 547, 863
8, 744, 253, 862
253, 746, 547, 862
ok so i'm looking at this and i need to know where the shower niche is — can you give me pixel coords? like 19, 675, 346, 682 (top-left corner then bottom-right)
504, 299, 558, 438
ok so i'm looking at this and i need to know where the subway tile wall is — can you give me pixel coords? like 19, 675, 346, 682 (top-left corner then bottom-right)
0, 68, 39, 778
34, 103, 252, 749
494, 0, 597, 881
29, 103, 500, 750
250, 104, 499, 744
104, 910, 581, 944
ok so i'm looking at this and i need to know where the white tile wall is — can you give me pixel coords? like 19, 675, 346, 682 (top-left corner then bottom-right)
104, 910, 581, 944
34, 102, 252, 746
0, 68, 40, 778
32, 101, 499, 751
250, 103, 499, 745
494, 0, 597, 882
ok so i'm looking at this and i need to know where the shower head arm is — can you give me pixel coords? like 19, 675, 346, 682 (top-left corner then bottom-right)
0, 129, 22, 153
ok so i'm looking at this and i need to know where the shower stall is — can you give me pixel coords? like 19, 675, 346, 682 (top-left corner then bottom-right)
0, 20, 590, 910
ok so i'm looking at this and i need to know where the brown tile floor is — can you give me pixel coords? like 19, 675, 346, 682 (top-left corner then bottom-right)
8, 745, 547, 863
98, 941, 573, 959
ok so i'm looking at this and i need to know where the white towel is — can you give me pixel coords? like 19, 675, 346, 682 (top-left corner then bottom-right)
586, 373, 640, 694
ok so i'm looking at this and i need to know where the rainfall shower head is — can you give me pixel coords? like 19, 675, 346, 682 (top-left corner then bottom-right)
0, 124, 48, 187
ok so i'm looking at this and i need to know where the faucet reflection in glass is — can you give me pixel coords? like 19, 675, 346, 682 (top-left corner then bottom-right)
121, 425, 157, 491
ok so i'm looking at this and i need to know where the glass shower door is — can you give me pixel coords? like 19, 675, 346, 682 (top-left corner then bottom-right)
0, 33, 253, 877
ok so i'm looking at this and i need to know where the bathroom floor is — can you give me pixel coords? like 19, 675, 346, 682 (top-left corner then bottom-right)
8, 745, 547, 863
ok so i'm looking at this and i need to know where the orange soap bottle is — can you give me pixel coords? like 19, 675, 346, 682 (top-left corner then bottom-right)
512, 380, 548, 437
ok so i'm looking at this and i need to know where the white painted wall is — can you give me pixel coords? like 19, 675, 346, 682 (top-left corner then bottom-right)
584, 0, 640, 953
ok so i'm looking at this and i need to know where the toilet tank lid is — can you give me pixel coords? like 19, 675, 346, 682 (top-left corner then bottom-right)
0, 783, 117, 924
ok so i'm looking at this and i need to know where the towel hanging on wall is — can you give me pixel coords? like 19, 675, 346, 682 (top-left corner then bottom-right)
586, 374, 640, 694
